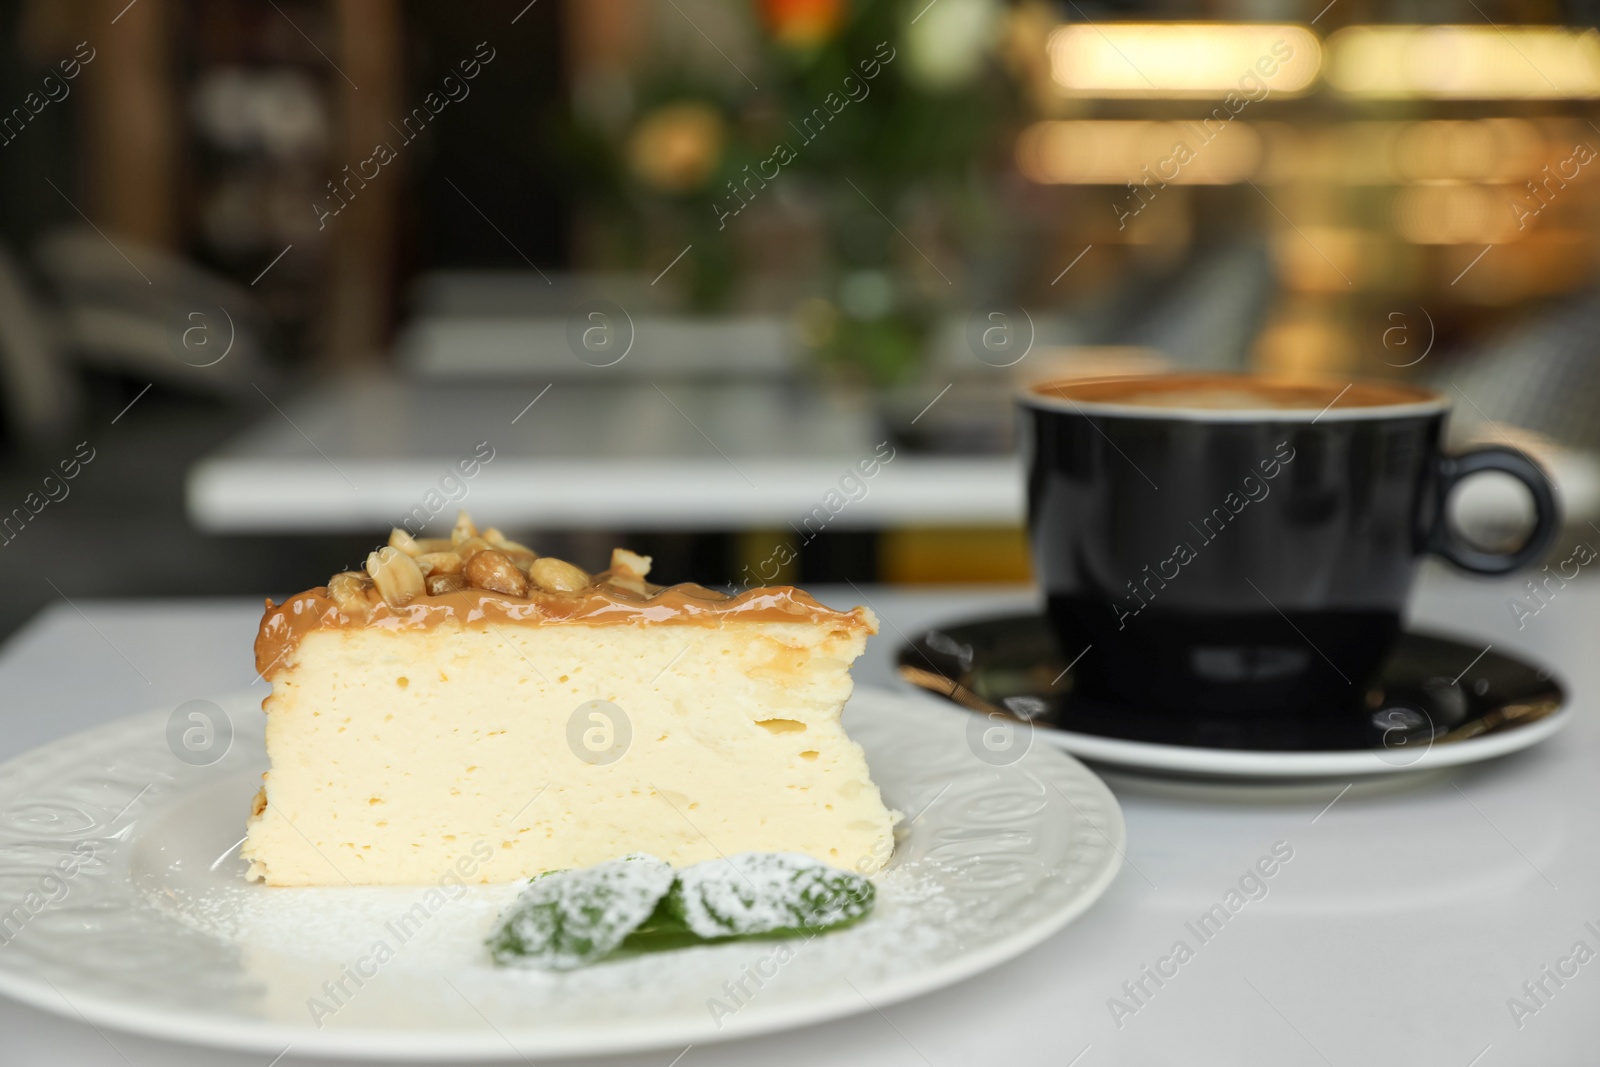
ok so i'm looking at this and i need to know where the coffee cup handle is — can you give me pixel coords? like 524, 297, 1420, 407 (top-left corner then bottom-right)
1428, 446, 1561, 574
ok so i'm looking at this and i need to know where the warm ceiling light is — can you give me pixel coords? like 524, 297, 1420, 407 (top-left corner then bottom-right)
1048, 23, 1321, 98
1328, 25, 1600, 98
1017, 120, 1263, 184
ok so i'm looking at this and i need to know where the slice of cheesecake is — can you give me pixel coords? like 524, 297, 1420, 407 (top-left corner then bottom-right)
242, 513, 895, 887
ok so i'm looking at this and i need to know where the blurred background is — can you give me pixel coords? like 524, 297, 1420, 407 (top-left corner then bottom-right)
2, 0, 1599, 639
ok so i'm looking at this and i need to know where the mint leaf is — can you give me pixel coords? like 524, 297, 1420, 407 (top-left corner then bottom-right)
487, 852, 674, 970
666, 852, 875, 939
488, 851, 877, 970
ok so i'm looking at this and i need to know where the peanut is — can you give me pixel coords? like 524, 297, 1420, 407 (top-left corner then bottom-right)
454, 536, 491, 562
529, 556, 590, 593
366, 547, 425, 607
417, 551, 464, 576
426, 573, 467, 596
327, 572, 373, 618
388, 528, 422, 556
465, 549, 530, 596
610, 548, 653, 578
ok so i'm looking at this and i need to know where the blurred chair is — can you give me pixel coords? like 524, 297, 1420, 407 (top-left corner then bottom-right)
1434, 288, 1600, 454
1431, 289, 1600, 530
1111, 241, 1275, 372
0, 242, 79, 447
34, 226, 276, 398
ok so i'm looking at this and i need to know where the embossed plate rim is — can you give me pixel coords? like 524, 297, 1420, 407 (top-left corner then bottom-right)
0, 687, 1125, 1060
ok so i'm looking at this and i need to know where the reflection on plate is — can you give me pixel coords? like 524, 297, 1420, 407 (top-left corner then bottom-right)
898, 613, 1568, 779
0, 688, 1122, 1060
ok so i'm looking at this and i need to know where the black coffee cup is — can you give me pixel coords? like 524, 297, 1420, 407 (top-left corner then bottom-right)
1020, 374, 1560, 715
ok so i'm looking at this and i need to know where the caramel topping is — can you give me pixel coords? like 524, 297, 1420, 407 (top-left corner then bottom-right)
254, 571, 873, 681
253, 511, 875, 681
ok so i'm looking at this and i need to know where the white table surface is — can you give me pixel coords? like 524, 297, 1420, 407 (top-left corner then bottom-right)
1, 573, 1596, 1066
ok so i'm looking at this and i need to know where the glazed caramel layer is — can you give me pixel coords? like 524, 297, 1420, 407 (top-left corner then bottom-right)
254, 577, 874, 681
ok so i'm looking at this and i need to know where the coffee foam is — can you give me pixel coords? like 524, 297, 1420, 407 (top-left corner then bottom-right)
1031, 374, 1439, 413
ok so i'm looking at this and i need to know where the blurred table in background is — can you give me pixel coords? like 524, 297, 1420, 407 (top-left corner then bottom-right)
186, 270, 1600, 544
185, 376, 1600, 544
185, 376, 1020, 533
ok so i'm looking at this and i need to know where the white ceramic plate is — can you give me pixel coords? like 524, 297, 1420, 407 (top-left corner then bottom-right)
0, 687, 1123, 1060
1030, 707, 1572, 779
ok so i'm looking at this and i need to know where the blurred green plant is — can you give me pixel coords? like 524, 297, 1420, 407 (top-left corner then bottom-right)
569, 0, 1032, 384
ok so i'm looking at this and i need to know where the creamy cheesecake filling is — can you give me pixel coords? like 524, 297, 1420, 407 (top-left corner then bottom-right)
243, 618, 894, 886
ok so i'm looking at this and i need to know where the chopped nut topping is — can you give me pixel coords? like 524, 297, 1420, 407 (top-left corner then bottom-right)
366, 547, 425, 607
326, 511, 707, 610
610, 548, 653, 578
530, 556, 589, 593
417, 551, 463, 576
465, 549, 530, 596
454, 536, 491, 562
327, 572, 373, 618
388, 528, 422, 557
426, 573, 467, 596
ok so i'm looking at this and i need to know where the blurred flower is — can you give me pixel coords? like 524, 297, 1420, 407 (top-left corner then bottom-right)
627, 102, 726, 193
760, 0, 846, 49
905, 0, 999, 90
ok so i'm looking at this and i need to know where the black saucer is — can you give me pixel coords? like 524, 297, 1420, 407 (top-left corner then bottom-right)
897, 613, 1565, 756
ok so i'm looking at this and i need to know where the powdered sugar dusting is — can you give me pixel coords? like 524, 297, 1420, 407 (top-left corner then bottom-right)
671, 852, 873, 938
489, 853, 674, 970
151, 848, 968, 1021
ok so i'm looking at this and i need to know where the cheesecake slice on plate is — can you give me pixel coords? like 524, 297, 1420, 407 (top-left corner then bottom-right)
243, 514, 895, 887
